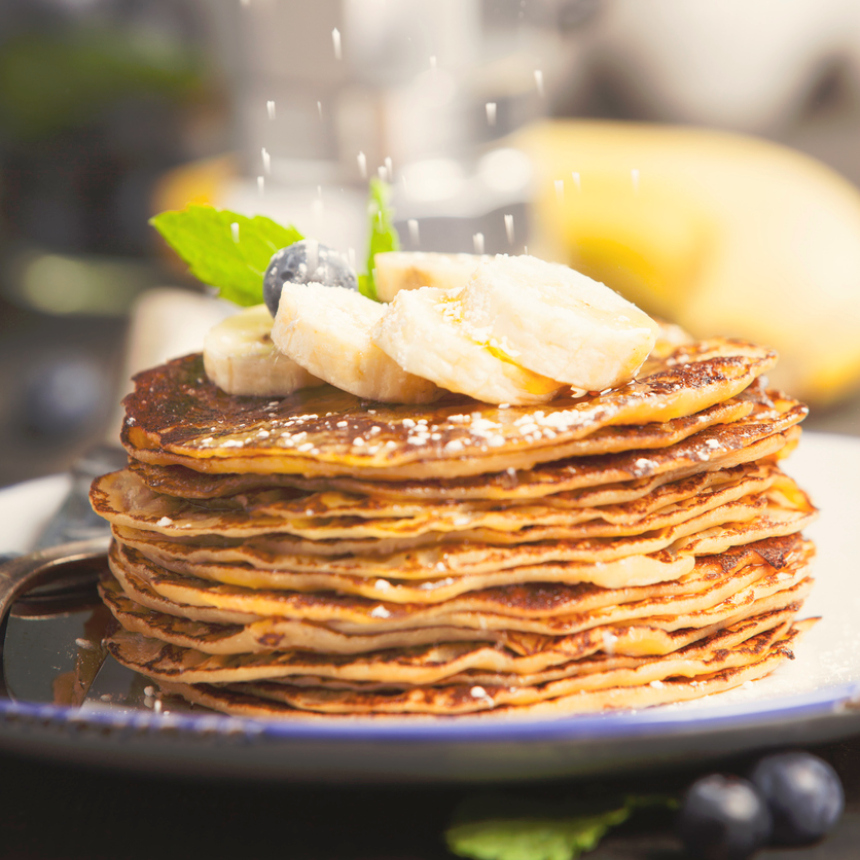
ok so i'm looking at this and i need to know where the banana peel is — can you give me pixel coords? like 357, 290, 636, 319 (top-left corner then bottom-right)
516, 120, 860, 406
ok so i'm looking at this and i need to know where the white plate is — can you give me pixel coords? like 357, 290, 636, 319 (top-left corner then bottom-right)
1, 433, 859, 783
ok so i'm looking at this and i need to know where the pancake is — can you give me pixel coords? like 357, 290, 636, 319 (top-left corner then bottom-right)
104, 459, 779, 532
126, 381, 772, 499
261, 609, 801, 691
108, 546, 811, 638
115, 523, 699, 590
125, 390, 804, 503
121, 338, 778, 480
92, 462, 785, 545
108, 536, 807, 625
231, 623, 807, 715
104, 582, 811, 684
288, 408, 803, 502
154, 621, 812, 720
102, 539, 813, 658
93, 320, 818, 720
121, 530, 811, 600
109, 482, 815, 572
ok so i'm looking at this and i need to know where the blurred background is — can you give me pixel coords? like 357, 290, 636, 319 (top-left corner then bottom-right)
2, 0, 860, 488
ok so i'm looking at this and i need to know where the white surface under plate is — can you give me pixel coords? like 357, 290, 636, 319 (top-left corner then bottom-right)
0, 432, 859, 783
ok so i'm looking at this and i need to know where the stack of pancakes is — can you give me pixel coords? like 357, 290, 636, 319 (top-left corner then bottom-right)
90, 329, 818, 719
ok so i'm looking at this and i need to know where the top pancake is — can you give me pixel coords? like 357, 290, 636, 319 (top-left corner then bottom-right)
121, 337, 777, 480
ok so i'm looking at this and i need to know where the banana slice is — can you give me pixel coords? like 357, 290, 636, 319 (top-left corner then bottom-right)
460, 255, 659, 391
374, 252, 492, 301
203, 305, 323, 397
271, 283, 439, 403
372, 286, 565, 405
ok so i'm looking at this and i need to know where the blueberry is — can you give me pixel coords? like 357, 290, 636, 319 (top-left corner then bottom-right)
263, 240, 357, 316
677, 774, 771, 860
750, 751, 844, 845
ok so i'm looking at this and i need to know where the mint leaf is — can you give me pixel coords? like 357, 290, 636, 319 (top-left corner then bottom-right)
445, 794, 677, 860
446, 808, 630, 860
360, 177, 400, 301
150, 206, 302, 306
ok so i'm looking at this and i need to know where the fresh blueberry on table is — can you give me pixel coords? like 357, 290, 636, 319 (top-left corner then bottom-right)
749, 750, 844, 845
677, 773, 772, 860
264, 240, 357, 316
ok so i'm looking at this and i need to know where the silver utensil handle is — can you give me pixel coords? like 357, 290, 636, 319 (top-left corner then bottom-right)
0, 537, 111, 624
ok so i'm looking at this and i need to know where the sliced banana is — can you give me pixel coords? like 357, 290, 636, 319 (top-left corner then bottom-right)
203, 304, 322, 397
460, 255, 659, 391
374, 252, 492, 301
372, 286, 565, 406
271, 283, 439, 403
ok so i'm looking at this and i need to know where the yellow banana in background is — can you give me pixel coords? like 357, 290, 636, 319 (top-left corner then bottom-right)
518, 121, 860, 407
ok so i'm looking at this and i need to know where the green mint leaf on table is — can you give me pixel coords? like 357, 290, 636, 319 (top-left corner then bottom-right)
150, 206, 303, 306
446, 808, 629, 860
359, 177, 400, 301
445, 794, 677, 860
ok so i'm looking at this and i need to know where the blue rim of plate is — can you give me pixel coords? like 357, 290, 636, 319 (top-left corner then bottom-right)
1, 681, 859, 744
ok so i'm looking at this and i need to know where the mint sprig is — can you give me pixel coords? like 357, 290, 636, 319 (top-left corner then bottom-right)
358, 177, 400, 301
150, 180, 399, 306
445, 793, 677, 860
150, 206, 302, 306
